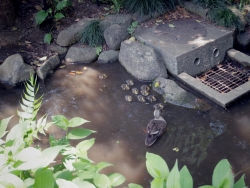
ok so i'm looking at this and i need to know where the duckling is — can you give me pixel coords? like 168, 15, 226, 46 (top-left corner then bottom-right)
132, 88, 139, 95
121, 84, 130, 91
98, 74, 108, 79
125, 95, 132, 102
145, 104, 167, 146
137, 95, 146, 102
140, 89, 150, 96
126, 80, 134, 86
140, 85, 150, 91
147, 95, 156, 102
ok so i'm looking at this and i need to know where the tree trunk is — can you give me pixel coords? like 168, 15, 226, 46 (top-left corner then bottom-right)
0, 0, 16, 29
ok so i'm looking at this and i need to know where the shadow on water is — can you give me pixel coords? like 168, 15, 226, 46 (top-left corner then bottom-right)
0, 62, 250, 187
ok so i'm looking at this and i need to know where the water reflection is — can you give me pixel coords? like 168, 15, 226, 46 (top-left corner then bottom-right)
0, 62, 250, 187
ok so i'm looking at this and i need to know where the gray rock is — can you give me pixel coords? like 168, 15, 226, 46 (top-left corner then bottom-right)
236, 31, 250, 47
119, 40, 168, 81
227, 49, 250, 67
56, 18, 93, 46
65, 47, 97, 63
100, 14, 133, 31
153, 77, 211, 110
97, 50, 119, 63
0, 54, 34, 86
37, 55, 60, 80
183, 1, 208, 18
229, 6, 246, 31
104, 24, 130, 50
50, 45, 68, 59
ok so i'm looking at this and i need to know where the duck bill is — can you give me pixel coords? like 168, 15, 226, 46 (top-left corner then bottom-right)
145, 134, 157, 146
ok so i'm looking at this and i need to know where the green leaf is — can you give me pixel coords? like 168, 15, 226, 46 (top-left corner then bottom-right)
234, 174, 246, 188
109, 173, 126, 186
146, 152, 169, 179
76, 138, 95, 151
212, 159, 232, 187
52, 115, 69, 130
35, 10, 48, 25
17, 110, 33, 119
169, 24, 175, 28
94, 174, 111, 188
73, 178, 96, 188
180, 166, 193, 188
166, 160, 180, 188
54, 170, 75, 180
72, 160, 91, 170
56, 1, 68, 10
68, 117, 90, 127
42, 145, 66, 164
128, 183, 143, 188
56, 179, 79, 188
0, 173, 26, 188
218, 170, 234, 188
96, 161, 114, 171
54, 12, 65, 19
77, 166, 97, 179
151, 177, 164, 188
0, 116, 12, 138
68, 128, 95, 140
199, 186, 216, 188
33, 169, 54, 188
44, 33, 52, 44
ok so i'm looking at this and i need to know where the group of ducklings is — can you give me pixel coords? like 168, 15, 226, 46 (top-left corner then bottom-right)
121, 80, 156, 103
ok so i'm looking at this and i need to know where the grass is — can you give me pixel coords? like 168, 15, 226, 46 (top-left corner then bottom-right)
80, 20, 104, 47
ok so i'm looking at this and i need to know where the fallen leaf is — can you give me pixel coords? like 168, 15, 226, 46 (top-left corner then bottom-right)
231, 72, 237, 75
35, 5, 42, 10
156, 20, 162, 22
69, 72, 76, 76
25, 41, 31, 44
173, 147, 179, 152
196, 20, 201, 22
59, 65, 65, 69
104, 7, 109, 11
76, 71, 83, 74
75, 18, 80, 22
71, 70, 76, 73
129, 36, 135, 41
12, 27, 17, 31
39, 56, 47, 61
99, 88, 103, 92
116, 141, 119, 144
83, 67, 87, 70
169, 24, 175, 28
154, 81, 160, 88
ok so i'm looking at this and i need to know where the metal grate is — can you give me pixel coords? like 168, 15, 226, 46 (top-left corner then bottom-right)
196, 61, 250, 93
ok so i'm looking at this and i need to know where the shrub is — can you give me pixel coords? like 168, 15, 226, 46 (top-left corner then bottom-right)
122, 0, 177, 17
193, 0, 231, 8
80, 20, 104, 47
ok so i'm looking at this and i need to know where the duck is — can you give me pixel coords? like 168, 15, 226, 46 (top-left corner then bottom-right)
121, 84, 130, 91
125, 95, 132, 102
126, 80, 134, 86
145, 103, 167, 146
146, 95, 156, 102
132, 88, 139, 95
140, 89, 149, 96
140, 85, 150, 91
137, 95, 146, 102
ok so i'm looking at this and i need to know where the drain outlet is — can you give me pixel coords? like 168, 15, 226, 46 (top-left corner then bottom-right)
213, 48, 219, 57
194, 58, 200, 66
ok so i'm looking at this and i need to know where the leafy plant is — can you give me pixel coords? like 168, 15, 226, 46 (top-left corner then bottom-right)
193, 0, 230, 8
110, 0, 123, 13
122, 0, 177, 17
80, 20, 105, 47
127, 21, 138, 35
96, 45, 103, 55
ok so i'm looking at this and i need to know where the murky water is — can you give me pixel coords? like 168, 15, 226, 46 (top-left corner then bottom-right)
0, 62, 250, 187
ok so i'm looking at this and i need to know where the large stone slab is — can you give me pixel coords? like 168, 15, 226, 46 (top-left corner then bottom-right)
135, 20, 234, 76
119, 40, 168, 81
65, 47, 97, 63
227, 49, 250, 67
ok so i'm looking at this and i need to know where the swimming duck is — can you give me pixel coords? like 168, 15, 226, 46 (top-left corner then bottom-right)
132, 88, 139, 95
121, 84, 130, 91
126, 80, 134, 86
140, 89, 149, 96
146, 95, 156, 102
145, 104, 166, 146
137, 95, 146, 102
125, 95, 132, 102
140, 85, 150, 91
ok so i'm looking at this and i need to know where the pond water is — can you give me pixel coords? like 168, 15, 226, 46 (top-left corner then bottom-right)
0, 62, 250, 187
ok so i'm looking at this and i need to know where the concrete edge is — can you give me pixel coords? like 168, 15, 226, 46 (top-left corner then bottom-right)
177, 72, 250, 107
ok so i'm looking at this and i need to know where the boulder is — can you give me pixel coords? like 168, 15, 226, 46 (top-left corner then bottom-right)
37, 55, 60, 80
227, 49, 250, 67
100, 14, 133, 31
97, 50, 119, 63
56, 18, 93, 46
65, 47, 97, 63
0, 54, 34, 86
50, 45, 68, 59
182, 1, 208, 18
236, 31, 250, 47
119, 40, 168, 81
153, 77, 211, 110
104, 24, 130, 50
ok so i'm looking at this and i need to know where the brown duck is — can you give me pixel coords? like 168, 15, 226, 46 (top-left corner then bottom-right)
145, 104, 167, 146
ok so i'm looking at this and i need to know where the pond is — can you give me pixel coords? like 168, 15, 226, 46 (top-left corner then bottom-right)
0, 62, 250, 187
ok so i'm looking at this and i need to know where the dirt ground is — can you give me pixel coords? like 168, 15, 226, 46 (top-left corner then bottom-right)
0, 0, 201, 66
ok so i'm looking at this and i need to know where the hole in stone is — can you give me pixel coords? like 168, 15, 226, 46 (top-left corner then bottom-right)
194, 58, 200, 66
213, 48, 219, 57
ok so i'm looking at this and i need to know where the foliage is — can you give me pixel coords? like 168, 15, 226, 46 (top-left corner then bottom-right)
122, 0, 177, 17
80, 20, 105, 47
95, 46, 102, 55
110, 0, 123, 13
131, 152, 247, 188
127, 21, 138, 35
35, 0, 72, 44
238, 0, 250, 8
193, 0, 231, 8
208, 7, 242, 30
0, 74, 126, 188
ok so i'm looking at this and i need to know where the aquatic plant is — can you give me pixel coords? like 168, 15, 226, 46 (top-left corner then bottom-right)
122, 0, 177, 17
80, 20, 104, 47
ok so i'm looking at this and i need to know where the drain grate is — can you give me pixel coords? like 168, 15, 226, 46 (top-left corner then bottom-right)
196, 61, 250, 93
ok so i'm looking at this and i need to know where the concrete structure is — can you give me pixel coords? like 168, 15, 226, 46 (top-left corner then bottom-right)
135, 20, 234, 76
